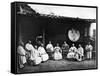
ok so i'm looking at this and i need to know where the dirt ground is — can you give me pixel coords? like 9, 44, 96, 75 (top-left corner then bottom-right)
17, 59, 97, 74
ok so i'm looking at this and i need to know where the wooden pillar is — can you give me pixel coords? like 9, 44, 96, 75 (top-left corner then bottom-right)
84, 27, 88, 37
43, 29, 45, 47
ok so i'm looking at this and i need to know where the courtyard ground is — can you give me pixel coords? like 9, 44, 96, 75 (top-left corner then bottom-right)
17, 59, 97, 74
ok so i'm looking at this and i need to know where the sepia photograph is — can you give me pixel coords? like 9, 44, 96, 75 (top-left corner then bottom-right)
11, 2, 97, 74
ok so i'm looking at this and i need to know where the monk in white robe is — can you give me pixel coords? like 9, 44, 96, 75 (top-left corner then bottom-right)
53, 43, 62, 60
85, 42, 93, 59
25, 41, 42, 65
77, 44, 84, 61
17, 44, 27, 68
67, 44, 78, 60
38, 44, 49, 62
30, 46, 42, 65
46, 41, 54, 59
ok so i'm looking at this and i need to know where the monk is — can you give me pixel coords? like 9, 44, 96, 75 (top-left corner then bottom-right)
85, 42, 93, 59
17, 42, 27, 68
53, 43, 62, 60
25, 41, 42, 65
31, 45, 42, 65
38, 43, 49, 62
67, 44, 78, 60
77, 44, 84, 61
46, 41, 54, 59
62, 41, 69, 59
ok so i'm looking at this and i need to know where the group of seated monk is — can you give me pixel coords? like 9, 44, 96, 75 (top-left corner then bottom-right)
46, 41, 84, 61
17, 40, 49, 68
17, 40, 93, 69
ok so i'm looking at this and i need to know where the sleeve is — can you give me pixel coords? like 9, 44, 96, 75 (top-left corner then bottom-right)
82, 48, 84, 55
69, 48, 72, 52
46, 44, 48, 50
17, 46, 26, 55
60, 48, 62, 53
25, 44, 29, 50
90, 45, 93, 51
85, 45, 88, 50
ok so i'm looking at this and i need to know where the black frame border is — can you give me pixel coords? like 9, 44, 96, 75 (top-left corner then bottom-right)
11, 1, 98, 74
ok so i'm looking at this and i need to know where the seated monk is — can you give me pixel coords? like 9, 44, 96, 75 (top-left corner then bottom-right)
53, 43, 62, 60
77, 44, 84, 61
25, 41, 42, 65
17, 41, 27, 68
46, 41, 54, 59
62, 41, 69, 58
38, 43, 49, 62
67, 44, 78, 60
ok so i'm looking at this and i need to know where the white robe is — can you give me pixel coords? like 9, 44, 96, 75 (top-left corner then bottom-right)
77, 47, 84, 61
38, 46, 49, 61
78, 47, 84, 56
25, 43, 34, 51
53, 46, 62, 60
67, 46, 78, 59
30, 48, 42, 65
46, 44, 54, 52
25, 43, 34, 59
85, 45, 93, 51
85, 44, 93, 59
17, 46, 27, 68
25, 43, 42, 65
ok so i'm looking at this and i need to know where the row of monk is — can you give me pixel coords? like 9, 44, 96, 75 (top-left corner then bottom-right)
17, 40, 93, 68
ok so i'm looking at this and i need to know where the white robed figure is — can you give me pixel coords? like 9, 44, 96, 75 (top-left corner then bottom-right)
25, 41, 42, 65
38, 44, 49, 62
46, 41, 54, 59
53, 43, 62, 60
46, 41, 54, 52
77, 44, 84, 61
85, 42, 93, 59
67, 44, 78, 60
17, 42, 27, 68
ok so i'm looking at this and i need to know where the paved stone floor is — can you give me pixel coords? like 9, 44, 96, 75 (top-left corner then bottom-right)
17, 59, 97, 73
